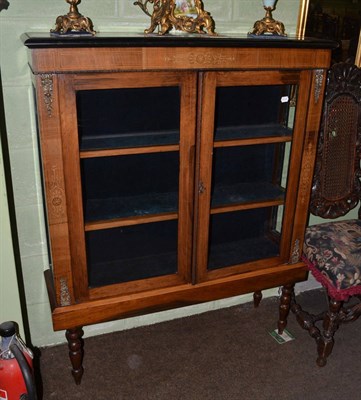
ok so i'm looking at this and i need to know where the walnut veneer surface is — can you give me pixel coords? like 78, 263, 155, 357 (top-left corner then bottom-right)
23, 33, 337, 384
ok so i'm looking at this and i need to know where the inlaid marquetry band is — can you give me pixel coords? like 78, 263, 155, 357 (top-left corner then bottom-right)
49, 165, 65, 218
40, 74, 54, 117
165, 53, 236, 65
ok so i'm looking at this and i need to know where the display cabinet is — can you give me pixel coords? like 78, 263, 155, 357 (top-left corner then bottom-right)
22, 33, 336, 384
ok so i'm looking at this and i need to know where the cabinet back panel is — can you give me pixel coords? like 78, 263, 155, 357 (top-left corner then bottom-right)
77, 87, 180, 150
208, 208, 280, 270
214, 85, 292, 131
212, 145, 277, 182
81, 152, 179, 221
211, 144, 287, 206
86, 220, 178, 287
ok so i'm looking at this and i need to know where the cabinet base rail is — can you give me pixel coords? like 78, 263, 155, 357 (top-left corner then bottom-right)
46, 263, 307, 384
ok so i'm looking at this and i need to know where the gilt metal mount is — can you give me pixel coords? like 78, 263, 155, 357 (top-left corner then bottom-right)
249, 6, 286, 37
134, 0, 216, 35
51, 0, 95, 35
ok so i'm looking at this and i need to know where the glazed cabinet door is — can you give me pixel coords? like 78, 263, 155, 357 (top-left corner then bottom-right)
195, 70, 312, 282
57, 71, 197, 301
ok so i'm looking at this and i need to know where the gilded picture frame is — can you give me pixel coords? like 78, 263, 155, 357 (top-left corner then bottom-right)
296, 0, 310, 38
134, 0, 216, 35
355, 30, 361, 68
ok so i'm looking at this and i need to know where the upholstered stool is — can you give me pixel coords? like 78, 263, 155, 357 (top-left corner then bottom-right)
303, 220, 361, 301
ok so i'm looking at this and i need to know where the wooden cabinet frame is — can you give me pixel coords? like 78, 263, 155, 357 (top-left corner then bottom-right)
57, 71, 197, 302
195, 70, 313, 282
23, 33, 336, 384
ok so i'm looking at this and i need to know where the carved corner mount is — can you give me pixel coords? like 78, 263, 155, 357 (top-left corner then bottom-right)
290, 239, 300, 264
314, 69, 324, 104
41, 74, 54, 117
60, 277, 72, 306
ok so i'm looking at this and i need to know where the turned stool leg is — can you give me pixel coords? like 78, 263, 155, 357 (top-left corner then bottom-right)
66, 327, 84, 385
316, 298, 342, 367
278, 284, 294, 334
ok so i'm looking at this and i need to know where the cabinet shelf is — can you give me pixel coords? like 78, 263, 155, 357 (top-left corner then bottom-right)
211, 182, 285, 210
80, 144, 180, 158
214, 124, 292, 143
85, 212, 178, 232
84, 189, 179, 228
81, 151, 180, 226
211, 199, 284, 215
83, 181, 284, 226
84, 191, 178, 221
214, 136, 292, 148
80, 129, 180, 151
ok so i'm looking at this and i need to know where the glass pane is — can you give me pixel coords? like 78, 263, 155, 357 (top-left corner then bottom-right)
211, 144, 288, 207
77, 86, 180, 150
214, 85, 297, 141
208, 207, 281, 270
81, 152, 179, 222
86, 220, 178, 287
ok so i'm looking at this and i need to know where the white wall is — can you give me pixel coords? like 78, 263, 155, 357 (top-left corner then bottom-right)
0, 0, 309, 347
0, 136, 24, 337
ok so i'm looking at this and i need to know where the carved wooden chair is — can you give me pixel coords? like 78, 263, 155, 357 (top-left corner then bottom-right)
278, 61, 361, 366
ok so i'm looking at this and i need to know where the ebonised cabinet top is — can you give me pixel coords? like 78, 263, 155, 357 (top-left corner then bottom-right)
22, 32, 338, 50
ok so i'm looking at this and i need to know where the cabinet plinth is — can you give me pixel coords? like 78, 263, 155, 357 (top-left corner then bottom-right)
24, 33, 336, 384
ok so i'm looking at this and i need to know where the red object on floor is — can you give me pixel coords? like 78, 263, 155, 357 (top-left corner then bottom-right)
0, 321, 35, 400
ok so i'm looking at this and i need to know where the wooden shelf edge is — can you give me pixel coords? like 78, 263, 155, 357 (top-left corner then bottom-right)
50, 262, 308, 331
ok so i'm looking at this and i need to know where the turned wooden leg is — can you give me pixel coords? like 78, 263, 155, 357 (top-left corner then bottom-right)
278, 284, 294, 334
66, 327, 84, 385
316, 298, 342, 367
253, 291, 263, 308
